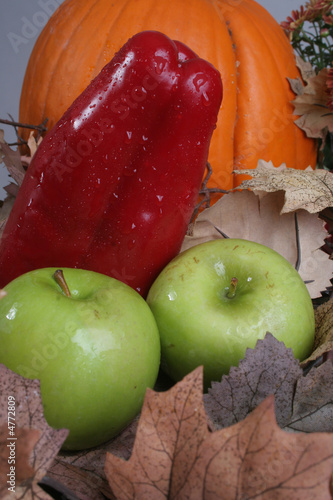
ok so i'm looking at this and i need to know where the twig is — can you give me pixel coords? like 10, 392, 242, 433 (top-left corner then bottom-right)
0, 117, 48, 132
190, 162, 228, 222
0, 116, 48, 147
294, 212, 301, 272
213, 225, 229, 239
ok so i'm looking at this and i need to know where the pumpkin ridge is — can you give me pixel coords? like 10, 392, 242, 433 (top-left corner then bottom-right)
217, 0, 315, 181
18, 8, 62, 133
237, 0, 317, 169
236, 2, 299, 163
42, 0, 103, 117
239, 0, 300, 78
218, 2, 284, 167
19, 0, 100, 137
92, 0, 136, 76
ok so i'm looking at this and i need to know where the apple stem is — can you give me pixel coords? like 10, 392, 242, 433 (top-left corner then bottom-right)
226, 277, 238, 299
53, 269, 71, 298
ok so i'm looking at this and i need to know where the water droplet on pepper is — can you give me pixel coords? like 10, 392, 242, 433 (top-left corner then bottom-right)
125, 131, 132, 144
201, 92, 210, 106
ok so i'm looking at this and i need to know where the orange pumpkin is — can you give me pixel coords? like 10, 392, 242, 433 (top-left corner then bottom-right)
19, 0, 317, 191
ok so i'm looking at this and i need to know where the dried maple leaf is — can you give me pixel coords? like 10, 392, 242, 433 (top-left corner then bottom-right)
0, 364, 68, 498
27, 130, 42, 159
204, 332, 333, 435
295, 56, 317, 83
45, 460, 113, 500
0, 130, 27, 238
286, 360, 333, 433
48, 417, 139, 500
21, 131, 43, 168
105, 367, 333, 499
105, 367, 208, 499
303, 296, 333, 363
0, 425, 40, 494
181, 395, 333, 500
234, 160, 333, 214
0, 129, 25, 187
204, 333, 303, 429
288, 60, 333, 141
0, 196, 15, 240
183, 189, 333, 298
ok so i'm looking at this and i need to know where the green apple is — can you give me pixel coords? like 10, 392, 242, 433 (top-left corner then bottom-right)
146, 238, 315, 390
0, 267, 160, 450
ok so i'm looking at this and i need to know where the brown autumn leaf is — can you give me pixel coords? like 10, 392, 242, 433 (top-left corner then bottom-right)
204, 332, 333, 435
204, 333, 303, 429
105, 367, 208, 499
105, 367, 333, 499
0, 130, 27, 239
183, 189, 333, 298
0, 128, 42, 237
0, 195, 15, 240
48, 416, 139, 500
0, 364, 68, 499
0, 425, 40, 494
288, 59, 333, 140
234, 160, 333, 214
45, 460, 114, 500
303, 296, 333, 363
288, 57, 316, 94
26, 130, 42, 159
285, 360, 333, 433
21, 131, 43, 169
179, 394, 333, 500
0, 129, 25, 187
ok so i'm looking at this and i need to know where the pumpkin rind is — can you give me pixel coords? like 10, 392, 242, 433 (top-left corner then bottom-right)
19, 0, 317, 191
217, 0, 316, 187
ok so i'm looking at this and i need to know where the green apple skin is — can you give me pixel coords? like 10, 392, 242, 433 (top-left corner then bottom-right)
0, 268, 161, 450
146, 238, 315, 390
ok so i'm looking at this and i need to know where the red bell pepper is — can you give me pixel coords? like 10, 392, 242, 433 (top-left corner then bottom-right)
0, 31, 222, 296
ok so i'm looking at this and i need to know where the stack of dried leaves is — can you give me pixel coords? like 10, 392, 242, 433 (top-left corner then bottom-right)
1, 329, 333, 499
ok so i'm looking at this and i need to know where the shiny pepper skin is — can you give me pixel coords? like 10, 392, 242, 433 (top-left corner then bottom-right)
0, 31, 222, 297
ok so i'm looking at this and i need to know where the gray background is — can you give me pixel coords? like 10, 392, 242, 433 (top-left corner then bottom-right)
0, 0, 302, 196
